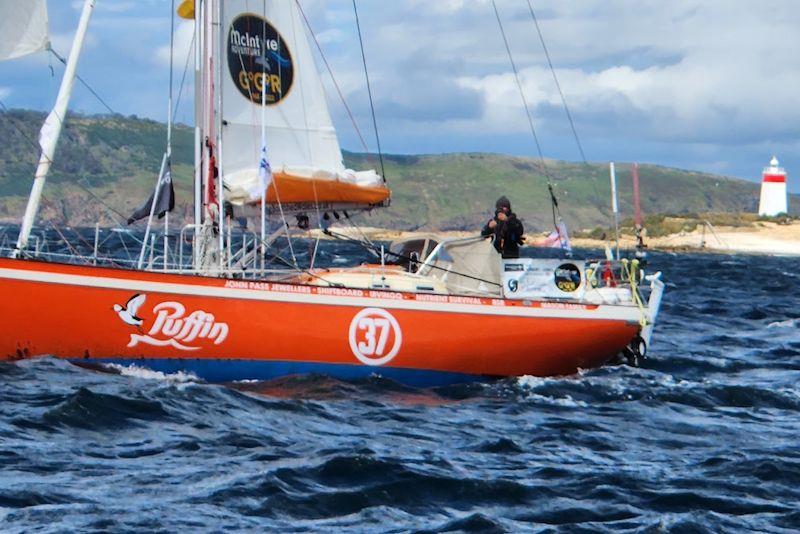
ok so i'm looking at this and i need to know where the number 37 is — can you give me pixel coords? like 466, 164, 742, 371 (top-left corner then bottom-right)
356, 317, 391, 356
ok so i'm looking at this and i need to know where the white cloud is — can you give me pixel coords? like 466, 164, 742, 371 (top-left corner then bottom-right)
0, 87, 11, 100
453, 1, 800, 145
309, 0, 800, 150
154, 21, 194, 68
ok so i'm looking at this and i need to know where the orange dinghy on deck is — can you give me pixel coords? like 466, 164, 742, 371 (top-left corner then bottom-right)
262, 172, 390, 206
0, 258, 641, 386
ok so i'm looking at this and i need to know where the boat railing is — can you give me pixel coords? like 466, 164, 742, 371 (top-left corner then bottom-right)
1, 224, 320, 281
177, 224, 200, 274
177, 223, 277, 278
583, 259, 646, 290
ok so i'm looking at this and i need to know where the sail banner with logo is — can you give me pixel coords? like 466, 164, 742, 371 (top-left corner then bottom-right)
219, 0, 386, 206
0, 0, 50, 62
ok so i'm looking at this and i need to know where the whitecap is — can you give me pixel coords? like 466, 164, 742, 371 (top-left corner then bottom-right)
767, 318, 799, 329
515, 375, 552, 389
104, 363, 200, 383
524, 392, 589, 408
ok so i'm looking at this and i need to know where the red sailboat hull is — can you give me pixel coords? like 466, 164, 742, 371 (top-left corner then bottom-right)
0, 258, 640, 386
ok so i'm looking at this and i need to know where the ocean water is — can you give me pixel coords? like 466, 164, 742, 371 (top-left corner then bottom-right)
2, 241, 800, 532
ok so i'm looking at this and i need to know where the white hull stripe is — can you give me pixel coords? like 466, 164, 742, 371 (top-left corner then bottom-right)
0, 267, 641, 322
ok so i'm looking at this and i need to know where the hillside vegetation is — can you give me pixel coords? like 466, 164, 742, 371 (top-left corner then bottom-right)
1, 110, 795, 231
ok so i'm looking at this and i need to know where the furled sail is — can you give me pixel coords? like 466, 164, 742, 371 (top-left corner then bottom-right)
0, 0, 50, 62
219, 0, 388, 206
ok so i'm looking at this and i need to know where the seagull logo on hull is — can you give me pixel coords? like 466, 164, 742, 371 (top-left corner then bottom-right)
114, 295, 229, 351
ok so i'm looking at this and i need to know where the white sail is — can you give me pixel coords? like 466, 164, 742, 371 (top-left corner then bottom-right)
219, 0, 381, 204
0, 0, 50, 62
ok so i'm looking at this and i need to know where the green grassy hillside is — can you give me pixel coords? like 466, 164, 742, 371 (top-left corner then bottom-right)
0, 109, 794, 231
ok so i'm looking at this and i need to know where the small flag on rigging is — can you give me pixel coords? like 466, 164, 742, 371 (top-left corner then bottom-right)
249, 143, 273, 201
127, 156, 175, 224
537, 221, 572, 252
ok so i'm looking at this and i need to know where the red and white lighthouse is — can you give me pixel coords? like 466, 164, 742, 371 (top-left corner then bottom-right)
758, 156, 788, 216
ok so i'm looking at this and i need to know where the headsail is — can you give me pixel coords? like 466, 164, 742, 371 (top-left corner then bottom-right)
219, 0, 388, 207
0, 0, 50, 62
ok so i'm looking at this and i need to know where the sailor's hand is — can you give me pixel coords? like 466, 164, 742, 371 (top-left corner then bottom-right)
488, 220, 498, 229
496, 212, 508, 222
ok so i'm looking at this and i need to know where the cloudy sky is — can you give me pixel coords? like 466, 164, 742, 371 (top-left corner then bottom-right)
1, 0, 798, 190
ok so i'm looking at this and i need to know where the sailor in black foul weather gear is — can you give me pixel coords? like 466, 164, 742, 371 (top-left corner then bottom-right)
481, 196, 525, 259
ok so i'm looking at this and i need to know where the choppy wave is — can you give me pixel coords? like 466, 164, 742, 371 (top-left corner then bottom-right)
3, 250, 800, 531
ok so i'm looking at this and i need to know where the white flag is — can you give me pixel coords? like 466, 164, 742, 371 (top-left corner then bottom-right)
249, 143, 273, 200
0, 0, 50, 62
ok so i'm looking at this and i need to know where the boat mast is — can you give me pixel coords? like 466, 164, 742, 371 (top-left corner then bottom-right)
13, 0, 96, 258
165, 0, 176, 270
260, 8, 267, 273
216, 0, 226, 273
193, 0, 203, 269
609, 162, 621, 260
632, 162, 646, 253
632, 163, 642, 229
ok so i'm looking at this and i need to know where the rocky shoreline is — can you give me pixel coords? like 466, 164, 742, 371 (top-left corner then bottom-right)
313, 221, 800, 257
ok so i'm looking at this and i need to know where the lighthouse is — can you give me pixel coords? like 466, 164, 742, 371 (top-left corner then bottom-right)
758, 156, 788, 216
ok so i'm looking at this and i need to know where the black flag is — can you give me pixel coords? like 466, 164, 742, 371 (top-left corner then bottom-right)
128, 157, 175, 224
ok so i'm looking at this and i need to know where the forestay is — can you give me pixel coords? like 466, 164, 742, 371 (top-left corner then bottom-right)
219, 0, 386, 206
0, 0, 50, 62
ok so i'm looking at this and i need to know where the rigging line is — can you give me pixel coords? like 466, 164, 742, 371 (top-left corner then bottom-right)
36, 195, 88, 256
235, 10, 261, 170
525, 0, 586, 163
2, 104, 153, 242
351, 0, 386, 182
289, 1, 316, 201
231, 3, 297, 268
491, 0, 546, 167
272, 15, 298, 268
294, 0, 370, 155
0, 103, 141, 235
491, 0, 563, 227
524, 0, 602, 217
0, 104, 151, 237
229, 5, 296, 268
172, 18, 196, 124
308, 167, 324, 269
75, 178, 141, 232
48, 48, 116, 115
168, 0, 176, 151
342, 211, 378, 252
0, 102, 54, 166
249, 233, 339, 286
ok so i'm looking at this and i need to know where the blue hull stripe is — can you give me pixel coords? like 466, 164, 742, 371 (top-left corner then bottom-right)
72, 358, 487, 388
